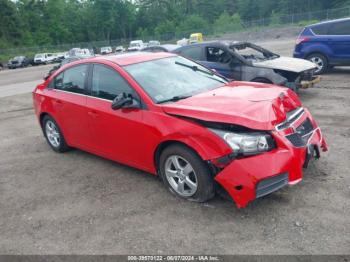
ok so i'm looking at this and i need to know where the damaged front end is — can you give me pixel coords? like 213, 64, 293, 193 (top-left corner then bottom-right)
274, 68, 321, 91
204, 107, 328, 208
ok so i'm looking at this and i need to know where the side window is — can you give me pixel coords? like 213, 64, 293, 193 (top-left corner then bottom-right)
329, 21, 350, 35
91, 64, 135, 100
54, 64, 88, 94
206, 47, 231, 63
311, 24, 329, 35
179, 47, 202, 60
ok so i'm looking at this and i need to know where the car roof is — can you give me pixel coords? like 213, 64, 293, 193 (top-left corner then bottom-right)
84, 52, 176, 66
308, 17, 350, 27
174, 41, 246, 51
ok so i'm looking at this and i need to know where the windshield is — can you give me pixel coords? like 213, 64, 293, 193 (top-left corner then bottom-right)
124, 56, 228, 103
35, 54, 44, 58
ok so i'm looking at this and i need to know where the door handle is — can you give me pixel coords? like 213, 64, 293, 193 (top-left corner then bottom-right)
88, 110, 99, 118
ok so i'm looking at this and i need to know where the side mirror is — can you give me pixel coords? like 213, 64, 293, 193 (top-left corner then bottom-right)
111, 92, 139, 110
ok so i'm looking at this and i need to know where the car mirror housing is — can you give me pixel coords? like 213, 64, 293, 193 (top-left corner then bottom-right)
111, 92, 140, 110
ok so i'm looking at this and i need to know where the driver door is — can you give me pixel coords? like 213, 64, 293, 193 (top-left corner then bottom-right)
85, 64, 145, 168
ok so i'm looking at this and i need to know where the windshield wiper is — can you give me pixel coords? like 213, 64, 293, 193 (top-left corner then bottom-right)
175, 61, 227, 83
158, 95, 192, 104
175, 61, 213, 75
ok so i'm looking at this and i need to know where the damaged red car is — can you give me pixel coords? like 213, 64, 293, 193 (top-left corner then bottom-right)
33, 52, 328, 208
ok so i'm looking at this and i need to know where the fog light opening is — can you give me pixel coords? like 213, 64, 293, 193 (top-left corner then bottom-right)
235, 185, 243, 191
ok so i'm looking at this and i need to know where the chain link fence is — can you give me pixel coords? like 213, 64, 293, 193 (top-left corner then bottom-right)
1, 6, 350, 61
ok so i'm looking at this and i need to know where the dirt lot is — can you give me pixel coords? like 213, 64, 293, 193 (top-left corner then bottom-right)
0, 38, 349, 255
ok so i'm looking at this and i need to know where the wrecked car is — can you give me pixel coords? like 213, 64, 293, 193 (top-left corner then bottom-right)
33, 53, 327, 208
174, 41, 321, 91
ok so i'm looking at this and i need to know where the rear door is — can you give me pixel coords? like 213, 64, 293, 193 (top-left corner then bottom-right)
48, 64, 90, 147
327, 20, 350, 63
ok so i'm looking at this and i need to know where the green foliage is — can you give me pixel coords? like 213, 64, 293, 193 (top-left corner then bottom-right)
214, 12, 243, 34
0, 0, 348, 52
270, 11, 281, 26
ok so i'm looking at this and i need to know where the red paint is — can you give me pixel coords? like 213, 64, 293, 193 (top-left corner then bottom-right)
33, 54, 327, 208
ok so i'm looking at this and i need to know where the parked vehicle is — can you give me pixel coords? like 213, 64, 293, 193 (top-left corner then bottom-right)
189, 33, 203, 44
45, 57, 84, 80
293, 18, 350, 74
0, 62, 3, 70
141, 44, 181, 53
53, 52, 69, 63
7, 56, 30, 69
174, 41, 320, 91
100, 46, 113, 55
68, 48, 93, 58
115, 46, 126, 53
33, 53, 327, 208
34, 53, 56, 65
177, 38, 189, 46
148, 40, 160, 47
128, 40, 145, 51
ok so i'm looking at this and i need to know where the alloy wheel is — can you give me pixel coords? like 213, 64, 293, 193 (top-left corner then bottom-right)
310, 56, 324, 73
164, 155, 198, 197
45, 120, 60, 148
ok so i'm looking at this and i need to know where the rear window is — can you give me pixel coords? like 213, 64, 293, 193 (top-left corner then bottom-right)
329, 20, 350, 35
311, 23, 329, 35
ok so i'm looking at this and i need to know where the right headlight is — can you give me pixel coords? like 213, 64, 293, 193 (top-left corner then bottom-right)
210, 128, 275, 156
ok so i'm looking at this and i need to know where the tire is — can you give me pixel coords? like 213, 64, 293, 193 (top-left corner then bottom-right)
159, 144, 214, 202
306, 53, 328, 75
42, 115, 70, 153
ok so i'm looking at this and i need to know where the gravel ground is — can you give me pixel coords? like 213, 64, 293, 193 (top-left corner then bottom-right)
0, 38, 349, 255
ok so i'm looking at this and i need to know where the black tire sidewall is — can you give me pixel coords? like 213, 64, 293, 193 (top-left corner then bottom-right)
159, 144, 214, 202
42, 115, 69, 153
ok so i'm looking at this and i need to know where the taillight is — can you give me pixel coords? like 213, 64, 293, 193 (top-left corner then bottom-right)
296, 37, 310, 45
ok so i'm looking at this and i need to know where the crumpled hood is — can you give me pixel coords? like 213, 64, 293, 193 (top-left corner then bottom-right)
161, 82, 302, 130
253, 56, 316, 73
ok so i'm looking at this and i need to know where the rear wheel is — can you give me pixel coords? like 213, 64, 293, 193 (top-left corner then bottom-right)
42, 115, 70, 153
307, 53, 328, 74
159, 144, 214, 202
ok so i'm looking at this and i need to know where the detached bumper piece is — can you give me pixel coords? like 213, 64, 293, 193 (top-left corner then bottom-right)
300, 75, 321, 89
256, 173, 288, 198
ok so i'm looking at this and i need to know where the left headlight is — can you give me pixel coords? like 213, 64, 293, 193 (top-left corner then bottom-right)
210, 129, 275, 156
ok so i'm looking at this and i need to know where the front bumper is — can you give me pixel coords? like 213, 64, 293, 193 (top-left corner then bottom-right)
214, 108, 328, 208
300, 75, 321, 89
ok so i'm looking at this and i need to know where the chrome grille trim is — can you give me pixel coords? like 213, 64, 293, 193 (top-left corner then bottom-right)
275, 107, 305, 131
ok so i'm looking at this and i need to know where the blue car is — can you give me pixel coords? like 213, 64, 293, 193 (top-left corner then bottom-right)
293, 18, 350, 74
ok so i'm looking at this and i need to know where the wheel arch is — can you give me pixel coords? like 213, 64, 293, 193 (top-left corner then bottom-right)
154, 140, 207, 174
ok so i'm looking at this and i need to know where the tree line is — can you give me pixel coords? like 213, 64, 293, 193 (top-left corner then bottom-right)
0, 0, 349, 49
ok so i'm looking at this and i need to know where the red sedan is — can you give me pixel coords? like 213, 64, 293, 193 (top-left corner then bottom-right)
33, 52, 328, 208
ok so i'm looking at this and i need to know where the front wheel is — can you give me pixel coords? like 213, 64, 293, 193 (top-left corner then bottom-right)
307, 53, 328, 74
159, 144, 214, 202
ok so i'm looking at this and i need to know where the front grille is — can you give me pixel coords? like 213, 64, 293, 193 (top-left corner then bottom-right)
285, 118, 314, 147
276, 108, 304, 131
300, 70, 314, 81
256, 173, 289, 198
